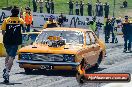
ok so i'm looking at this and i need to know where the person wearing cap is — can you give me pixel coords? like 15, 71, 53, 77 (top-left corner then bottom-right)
23, 7, 33, 32
43, 16, 59, 29
122, 16, 132, 52
1, 6, 25, 83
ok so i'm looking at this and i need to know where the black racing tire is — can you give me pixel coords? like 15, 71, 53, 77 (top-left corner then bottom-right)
24, 68, 33, 74
80, 58, 90, 72
93, 63, 99, 70
76, 72, 86, 84
97, 52, 103, 65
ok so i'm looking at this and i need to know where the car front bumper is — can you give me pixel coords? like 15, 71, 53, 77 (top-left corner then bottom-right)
17, 60, 80, 70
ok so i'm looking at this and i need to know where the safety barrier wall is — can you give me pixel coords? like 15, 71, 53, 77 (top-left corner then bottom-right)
0, 9, 123, 34
0, 9, 104, 29
0, 32, 6, 57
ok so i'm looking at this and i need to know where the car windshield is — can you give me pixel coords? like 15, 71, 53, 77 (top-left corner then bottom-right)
35, 30, 84, 44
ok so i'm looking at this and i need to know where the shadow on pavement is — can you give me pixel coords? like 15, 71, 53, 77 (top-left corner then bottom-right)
16, 70, 77, 77
16, 67, 106, 77
0, 82, 22, 85
86, 67, 107, 74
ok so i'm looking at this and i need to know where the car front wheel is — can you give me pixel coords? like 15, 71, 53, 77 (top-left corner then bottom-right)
93, 52, 103, 70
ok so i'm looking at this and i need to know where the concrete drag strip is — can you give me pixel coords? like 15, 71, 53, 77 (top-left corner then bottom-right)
102, 75, 132, 87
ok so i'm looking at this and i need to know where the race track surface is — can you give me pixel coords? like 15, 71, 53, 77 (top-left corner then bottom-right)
0, 35, 132, 87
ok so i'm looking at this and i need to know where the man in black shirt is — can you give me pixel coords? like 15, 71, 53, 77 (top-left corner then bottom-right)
80, 1, 84, 16
50, 0, 54, 14
45, 0, 50, 13
68, 0, 74, 15
100, 2, 103, 17
87, 2, 92, 16
1, 6, 25, 83
104, 2, 109, 18
104, 18, 112, 43
122, 16, 132, 52
95, 2, 100, 16
32, 0, 37, 12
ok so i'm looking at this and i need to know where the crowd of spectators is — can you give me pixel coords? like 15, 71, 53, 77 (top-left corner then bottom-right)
31, 0, 129, 17
32, 0, 109, 16
32, 0, 110, 17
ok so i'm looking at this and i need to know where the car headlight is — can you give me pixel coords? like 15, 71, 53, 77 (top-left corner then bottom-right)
19, 53, 32, 60
63, 54, 75, 62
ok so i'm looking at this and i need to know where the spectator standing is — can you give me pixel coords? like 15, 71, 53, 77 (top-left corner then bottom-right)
104, 18, 112, 43
122, 16, 132, 52
58, 13, 66, 27
95, 1, 100, 16
80, 1, 84, 16
50, 0, 54, 14
45, 0, 50, 13
32, 0, 37, 12
100, 2, 103, 17
75, 1, 79, 15
1, 6, 25, 83
104, 2, 109, 18
110, 17, 116, 43
123, 0, 128, 8
96, 19, 103, 38
23, 7, 33, 32
37, 0, 44, 13
89, 20, 96, 32
67, 0, 74, 15
87, 2, 92, 16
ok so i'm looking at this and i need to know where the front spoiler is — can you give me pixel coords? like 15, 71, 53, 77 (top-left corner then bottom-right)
17, 60, 80, 67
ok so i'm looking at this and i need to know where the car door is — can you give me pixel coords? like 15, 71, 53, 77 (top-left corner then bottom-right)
84, 32, 96, 66
88, 31, 100, 63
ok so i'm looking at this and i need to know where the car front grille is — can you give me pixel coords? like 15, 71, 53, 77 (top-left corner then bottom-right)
20, 53, 75, 62
31, 54, 64, 62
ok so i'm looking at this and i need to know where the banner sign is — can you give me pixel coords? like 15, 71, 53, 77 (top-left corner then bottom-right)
0, 10, 104, 29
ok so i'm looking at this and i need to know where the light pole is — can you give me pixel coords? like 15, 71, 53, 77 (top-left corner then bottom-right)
113, 0, 116, 17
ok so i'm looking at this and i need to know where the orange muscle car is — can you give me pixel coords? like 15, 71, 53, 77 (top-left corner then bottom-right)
17, 27, 106, 73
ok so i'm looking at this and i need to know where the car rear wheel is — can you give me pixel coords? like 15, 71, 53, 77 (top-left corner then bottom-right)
24, 68, 33, 74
